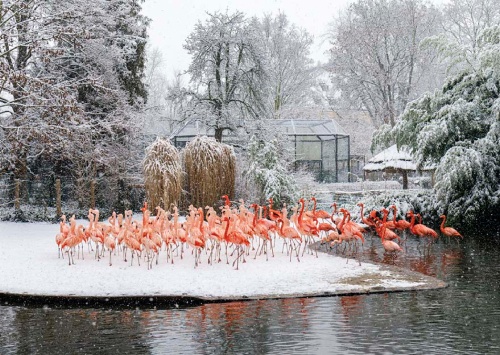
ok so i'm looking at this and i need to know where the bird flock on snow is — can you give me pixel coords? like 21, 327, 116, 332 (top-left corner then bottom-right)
55, 195, 462, 269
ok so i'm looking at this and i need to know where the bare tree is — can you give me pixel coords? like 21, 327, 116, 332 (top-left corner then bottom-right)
0, 0, 148, 209
424, 0, 500, 71
144, 47, 169, 113
178, 10, 265, 142
327, 0, 440, 127
252, 12, 317, 119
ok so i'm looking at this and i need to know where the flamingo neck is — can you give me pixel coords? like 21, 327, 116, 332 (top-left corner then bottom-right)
223, 218, 230, 240
252, 205, 258, 226
298, 200, 305, 222
278, 219, 285, 234
440, 215, 446, 230
410, 212, 415, 228
338, 212, 347, 231
199, 209, 204, 230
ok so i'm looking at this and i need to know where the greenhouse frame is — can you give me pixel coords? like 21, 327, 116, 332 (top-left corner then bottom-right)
171, 119, 351, 183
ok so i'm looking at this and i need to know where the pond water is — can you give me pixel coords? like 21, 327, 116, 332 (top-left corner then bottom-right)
1, 234, 499, 354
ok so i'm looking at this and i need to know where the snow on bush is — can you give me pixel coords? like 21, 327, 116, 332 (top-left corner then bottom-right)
245, 135, 298, 207
373, 25, 500, 229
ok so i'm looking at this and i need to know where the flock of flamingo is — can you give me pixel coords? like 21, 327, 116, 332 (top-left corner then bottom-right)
55, 195, 462, 269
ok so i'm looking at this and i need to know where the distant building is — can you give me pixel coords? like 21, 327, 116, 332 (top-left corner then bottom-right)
328, 110, 376, 180
283, 109, 376, 181
171, 118, 352, 183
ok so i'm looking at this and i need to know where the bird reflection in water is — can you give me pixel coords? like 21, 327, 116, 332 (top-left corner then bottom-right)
440, 248, 463, 276
340, 295, 364, 323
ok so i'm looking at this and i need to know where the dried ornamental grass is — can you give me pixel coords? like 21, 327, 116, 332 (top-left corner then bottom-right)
143, 138, 182, 209
183, 136, 235, 208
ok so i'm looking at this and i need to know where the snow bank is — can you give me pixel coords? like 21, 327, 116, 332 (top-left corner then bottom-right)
0, 221, 442, 300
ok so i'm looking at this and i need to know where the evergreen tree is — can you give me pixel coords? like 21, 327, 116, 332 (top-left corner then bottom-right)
374, 26, 500, 229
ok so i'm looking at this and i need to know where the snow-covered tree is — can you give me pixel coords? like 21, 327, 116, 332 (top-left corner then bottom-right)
251, 12, 318, 119
0, 0, 148, 210
327, 0, 441, 127
424, 0, 500, 72
245, 135, 298, 207
374, 25, 500, 229
143, 48, 187, 135
174, 10, 265, 142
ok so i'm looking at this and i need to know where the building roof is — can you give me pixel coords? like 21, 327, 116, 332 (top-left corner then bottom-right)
363, 145, 417, 172
272, 119, 348, 137
171, 118, 348, 138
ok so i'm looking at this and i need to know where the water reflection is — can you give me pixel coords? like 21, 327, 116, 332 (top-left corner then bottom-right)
1, 235, 500, 354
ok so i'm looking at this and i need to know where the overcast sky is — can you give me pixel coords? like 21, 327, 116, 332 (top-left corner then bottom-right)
141, 0, 448, 78
141, 0, 356, 77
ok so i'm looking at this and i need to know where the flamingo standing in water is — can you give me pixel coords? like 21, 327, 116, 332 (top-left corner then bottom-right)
357, 203, 376, 230
381, 237, 403, 257
306, 197, 331, 221
407, 211, 438, 252
392, 205, 411, 231
440, 215, 463, 242
377, 209, 401, 243
375, 220, 403, 257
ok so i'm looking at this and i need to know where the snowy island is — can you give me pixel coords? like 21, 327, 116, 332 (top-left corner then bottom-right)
0, 220, 446, 307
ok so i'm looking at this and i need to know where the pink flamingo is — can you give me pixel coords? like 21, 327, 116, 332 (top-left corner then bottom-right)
440, 214, 463, 241
408, 211, 438, 252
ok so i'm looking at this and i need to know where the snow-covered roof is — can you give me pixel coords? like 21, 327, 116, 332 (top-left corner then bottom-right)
171, 118, 348, 138
363, 145, 416, 172
272, 119, 348, 136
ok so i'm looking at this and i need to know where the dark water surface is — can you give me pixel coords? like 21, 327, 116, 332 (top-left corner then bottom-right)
1, 235, 499, 354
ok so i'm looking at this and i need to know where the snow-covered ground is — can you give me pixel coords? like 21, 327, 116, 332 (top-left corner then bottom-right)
0, 220, 439, 300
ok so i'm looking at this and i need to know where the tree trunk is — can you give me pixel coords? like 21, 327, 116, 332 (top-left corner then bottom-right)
402, 170, 408, 190
90, 179, 96, 208
55, 179, 62, 216
215, 127, 224, 142
14, 179, 20, 210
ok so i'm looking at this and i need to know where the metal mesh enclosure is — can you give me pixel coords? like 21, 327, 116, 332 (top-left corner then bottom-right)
172, 119, 351, 183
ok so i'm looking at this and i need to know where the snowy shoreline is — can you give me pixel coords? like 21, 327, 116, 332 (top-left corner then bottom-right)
0, 221, 446, 306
